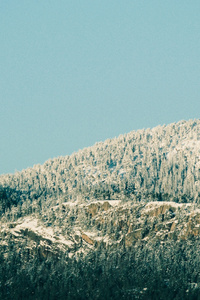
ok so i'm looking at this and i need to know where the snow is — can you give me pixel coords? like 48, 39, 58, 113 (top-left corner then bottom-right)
82, 231, 96, 237
181, 140, 200, 149
10, 217, 74, 248
145, 201, 192, 209
89, 200, 121, 206
62, 201, 79, 207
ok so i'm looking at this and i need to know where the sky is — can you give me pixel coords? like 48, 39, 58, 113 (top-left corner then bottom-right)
1, 1, 200, 174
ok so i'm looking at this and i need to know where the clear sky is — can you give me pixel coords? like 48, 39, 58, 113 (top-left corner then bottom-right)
1, 1, 200, 174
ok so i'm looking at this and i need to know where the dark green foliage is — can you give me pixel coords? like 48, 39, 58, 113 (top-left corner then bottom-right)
0, 186, 22, 213
1, 238, 200, 300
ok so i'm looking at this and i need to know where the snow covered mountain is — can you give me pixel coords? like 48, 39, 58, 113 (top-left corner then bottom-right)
1, 119, 200, 212
1, 119, 200, 299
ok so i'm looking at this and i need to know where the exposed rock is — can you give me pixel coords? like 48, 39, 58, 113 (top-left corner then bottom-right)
87, 201, 112, 218
101, 201, 112, 211
2, 201, 200, 259
125, 228, 143, 246
143, 202, 177, 218
81, 233, 94, 245
170, 221, 177, 231
22, 228, 53, 245
87, 203, 100, 217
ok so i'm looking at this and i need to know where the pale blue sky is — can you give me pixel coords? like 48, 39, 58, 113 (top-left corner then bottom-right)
1, 1, 200, 174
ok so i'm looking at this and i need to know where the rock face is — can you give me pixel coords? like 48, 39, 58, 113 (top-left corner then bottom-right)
1, 200, 200, 258
1, 198, 200, 300
86, 201, 112, 218
143, 202, 177, 217
81, 233, 94, 245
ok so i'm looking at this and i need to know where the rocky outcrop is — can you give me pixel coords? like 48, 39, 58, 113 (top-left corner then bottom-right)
81, 233, 94, 245
1, 200, 200, 258
86, 201, 112, 218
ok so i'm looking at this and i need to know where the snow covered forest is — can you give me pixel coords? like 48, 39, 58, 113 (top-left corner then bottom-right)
1, 119, 200, 300
1, 119, 200, 214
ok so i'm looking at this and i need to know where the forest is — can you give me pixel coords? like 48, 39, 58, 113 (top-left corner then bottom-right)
1, 119, 200, 299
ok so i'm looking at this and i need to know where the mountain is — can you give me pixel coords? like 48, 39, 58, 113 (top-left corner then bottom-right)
1, 119, 200, 299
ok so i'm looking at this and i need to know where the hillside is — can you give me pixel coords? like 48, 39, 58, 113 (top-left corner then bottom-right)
1, 119, 200, 212
1, 119, 200, 299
